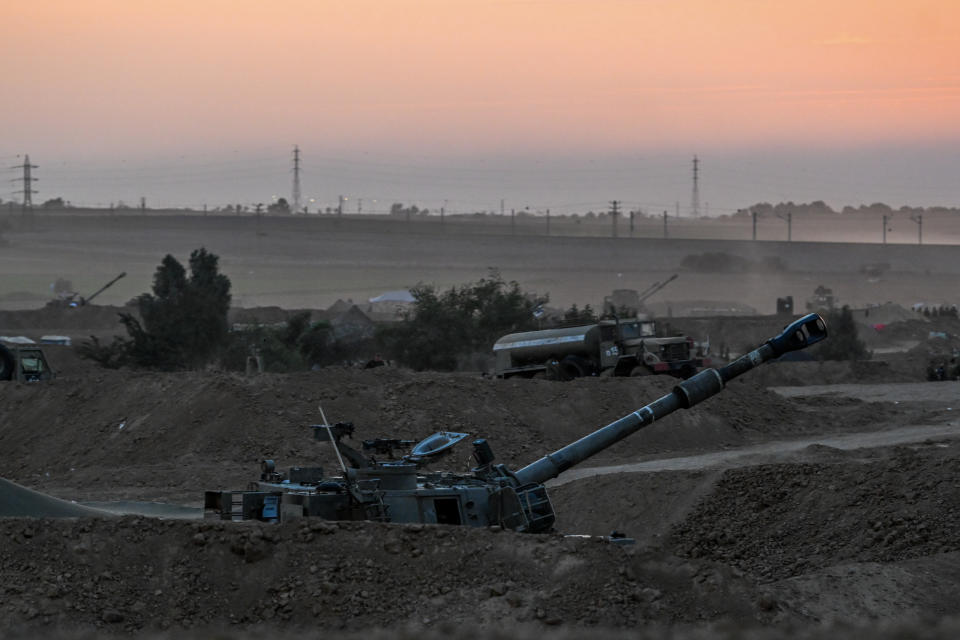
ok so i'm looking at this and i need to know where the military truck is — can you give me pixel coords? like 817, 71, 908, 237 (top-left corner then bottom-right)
493, 317, 705, 380
0, 343, 53, 382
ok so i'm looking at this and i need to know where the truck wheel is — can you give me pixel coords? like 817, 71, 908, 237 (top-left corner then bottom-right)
629, 365, 652, 377
0, 344, 14, 381
544, 358, 563, 380
560, 355, 592, 379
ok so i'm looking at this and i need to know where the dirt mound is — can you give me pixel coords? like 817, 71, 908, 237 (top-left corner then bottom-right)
5, 349, 960, 636
856, 302, 919, 326
7, 621, 960, 640
549, 470, 720, 542
669, 443, 960, 582
906, 335, 960, 363
0, 517, 769, 634
0, 366, 812, 503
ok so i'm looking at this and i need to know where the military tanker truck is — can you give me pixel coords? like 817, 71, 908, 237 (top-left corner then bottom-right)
204, 313, 827, 531
493, 317, 704, 380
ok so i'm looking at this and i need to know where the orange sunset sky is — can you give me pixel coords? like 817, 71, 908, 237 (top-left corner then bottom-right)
2, 0, 959, 211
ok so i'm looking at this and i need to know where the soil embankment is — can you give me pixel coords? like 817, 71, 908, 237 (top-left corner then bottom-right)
3, 312, 960, 636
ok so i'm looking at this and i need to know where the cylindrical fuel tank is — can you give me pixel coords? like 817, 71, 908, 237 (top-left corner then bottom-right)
493, 325, 599, 365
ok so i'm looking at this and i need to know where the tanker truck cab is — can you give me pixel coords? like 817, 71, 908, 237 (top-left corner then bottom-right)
613, 319, 657, 341
597, 318, 648, 364
597, 321, 620, 371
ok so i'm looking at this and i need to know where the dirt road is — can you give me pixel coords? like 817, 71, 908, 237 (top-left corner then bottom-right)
772, 380, 960, 404
550, 421, 960, 486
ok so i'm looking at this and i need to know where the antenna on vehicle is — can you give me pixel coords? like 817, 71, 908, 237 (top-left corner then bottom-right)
318, 404, 348, 474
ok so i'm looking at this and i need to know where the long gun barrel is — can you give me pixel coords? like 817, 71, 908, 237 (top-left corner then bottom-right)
83, 272, 126, 305
513, 313, 827, 486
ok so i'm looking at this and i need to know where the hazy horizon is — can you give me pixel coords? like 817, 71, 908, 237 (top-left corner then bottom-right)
2, 1, 958, 213
3, 145, 958, 215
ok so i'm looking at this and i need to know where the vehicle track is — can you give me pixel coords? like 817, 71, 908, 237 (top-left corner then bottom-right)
548, 422, 960, 487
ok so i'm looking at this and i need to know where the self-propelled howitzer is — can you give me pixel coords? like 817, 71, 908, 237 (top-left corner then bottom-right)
204, 313, 827, 532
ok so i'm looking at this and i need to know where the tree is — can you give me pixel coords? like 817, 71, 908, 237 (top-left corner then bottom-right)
379, 271, 547, 371
221, 313, 336, 372
118, 248, 232, 368
267, 198, 291, 214
815, 305, 868, 361
562, 303, 597, 326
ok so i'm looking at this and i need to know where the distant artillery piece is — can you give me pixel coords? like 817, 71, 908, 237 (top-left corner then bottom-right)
50, 272, 126, 307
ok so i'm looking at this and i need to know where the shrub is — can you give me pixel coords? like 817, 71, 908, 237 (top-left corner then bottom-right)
79, 248, 232, 370
815, 305, 869, 361
220, 312, 342, 372
378, 271, 547, 371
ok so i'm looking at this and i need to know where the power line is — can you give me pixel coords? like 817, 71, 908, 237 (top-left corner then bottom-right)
691, 154, 700, 218
10, 154, 38, 209
292, 145, 302, 213
609, 200, 620, 238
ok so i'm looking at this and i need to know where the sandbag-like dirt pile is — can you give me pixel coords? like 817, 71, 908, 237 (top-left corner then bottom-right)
669, 443, 960, 582
0, 364, 832, 504
0, 517, 772, 635
4, 339, 960, 638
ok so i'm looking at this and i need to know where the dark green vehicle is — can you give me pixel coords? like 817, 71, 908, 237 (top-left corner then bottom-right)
0, 344, 54, 382
493, 318, 705, 380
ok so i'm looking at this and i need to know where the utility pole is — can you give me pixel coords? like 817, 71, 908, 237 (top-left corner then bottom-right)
610, 200, 620, 238
338, 195, 344, 217
776, 210, 792, 242
663, 210, 668, 239
910, 213, 922, 245
291, 145, 301, 214
882, 214, 888, 245
546, 208, 550, 236
10, 154, 38, 211
691, 155, 700, 218
511, 208, 515, 235
441, 200, 446, 227
752, 210, 758, 241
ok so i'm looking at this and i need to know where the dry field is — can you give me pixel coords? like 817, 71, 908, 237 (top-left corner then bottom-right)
1, 212, 959, 316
